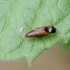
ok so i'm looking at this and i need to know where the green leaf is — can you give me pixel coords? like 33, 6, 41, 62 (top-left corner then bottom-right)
0, 0, 70, 64
61, 40, 70, 50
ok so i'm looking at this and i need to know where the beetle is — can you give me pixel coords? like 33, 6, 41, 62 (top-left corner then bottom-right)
25, 26, 56, 38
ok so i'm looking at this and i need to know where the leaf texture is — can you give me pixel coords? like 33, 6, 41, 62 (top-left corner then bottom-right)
0, 0, 70, 64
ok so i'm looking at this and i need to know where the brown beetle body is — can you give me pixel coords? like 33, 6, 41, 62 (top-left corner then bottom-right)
25, 26, 56, 38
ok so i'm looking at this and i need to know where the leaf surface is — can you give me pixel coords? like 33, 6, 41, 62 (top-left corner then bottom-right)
0, 0, 70, 64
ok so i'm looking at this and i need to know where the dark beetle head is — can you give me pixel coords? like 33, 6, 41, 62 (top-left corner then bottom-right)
45, 26, 56, 33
